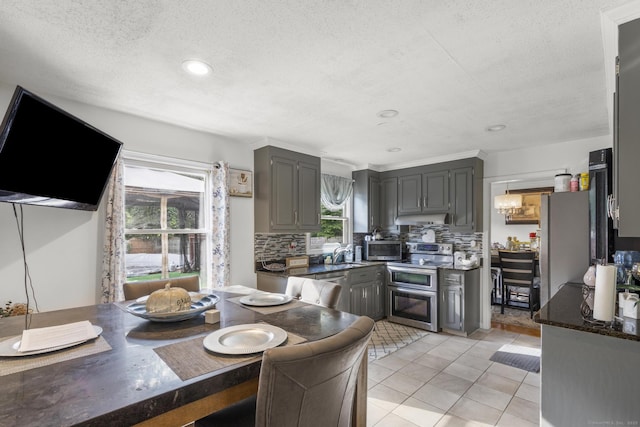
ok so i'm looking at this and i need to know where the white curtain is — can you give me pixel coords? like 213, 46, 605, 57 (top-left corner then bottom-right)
100, 157, 125, 303
320, 174, 353, 210
211, 161, 230, 287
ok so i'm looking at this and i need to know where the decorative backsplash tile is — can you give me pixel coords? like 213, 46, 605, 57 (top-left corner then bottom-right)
254, 233, 307, 263
255, 226, 483, 264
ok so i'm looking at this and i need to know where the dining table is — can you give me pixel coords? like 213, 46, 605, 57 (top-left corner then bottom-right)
0, 288, 365, 426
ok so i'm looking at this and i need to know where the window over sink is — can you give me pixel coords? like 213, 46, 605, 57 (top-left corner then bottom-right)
307, 202, 351, 254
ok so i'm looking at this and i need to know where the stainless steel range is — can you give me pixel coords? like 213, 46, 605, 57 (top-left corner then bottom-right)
386, 243, 453, 332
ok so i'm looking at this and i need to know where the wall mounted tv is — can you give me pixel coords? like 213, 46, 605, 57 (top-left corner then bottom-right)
0, 85, 123, 211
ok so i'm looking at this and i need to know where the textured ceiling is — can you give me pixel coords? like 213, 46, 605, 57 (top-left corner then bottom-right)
0, 0, 632, 169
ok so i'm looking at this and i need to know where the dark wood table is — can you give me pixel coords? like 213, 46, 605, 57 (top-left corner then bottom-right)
0, 289, 363, 426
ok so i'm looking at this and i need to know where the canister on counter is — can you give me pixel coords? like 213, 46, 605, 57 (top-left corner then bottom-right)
580, 172, 589, 191
570, 174, 579, 192
554, 173, 572, 192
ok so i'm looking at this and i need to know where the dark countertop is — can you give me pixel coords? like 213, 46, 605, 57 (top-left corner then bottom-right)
257, 261, 387, 277
534, 282, 640, 341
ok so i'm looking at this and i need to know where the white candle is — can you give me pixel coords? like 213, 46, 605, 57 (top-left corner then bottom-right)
593, 264, 617, 321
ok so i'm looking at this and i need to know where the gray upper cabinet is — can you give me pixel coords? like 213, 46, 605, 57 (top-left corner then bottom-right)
449, 166, 474, 231
380, 176, 399, 232
449, 159, 483, 232
616, 19, 640, 237
254, 146, 321, 233
353, 157, 483, 233
423, 170, 449, 212
398, 170, 449, 214
398, 174, 422, 214
353, 169, 380, 233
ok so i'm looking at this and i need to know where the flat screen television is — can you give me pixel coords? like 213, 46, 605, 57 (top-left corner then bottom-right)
0, 85, 123, 211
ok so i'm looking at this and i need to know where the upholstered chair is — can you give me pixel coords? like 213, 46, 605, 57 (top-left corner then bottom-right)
284, 276, 342, 309
122, 275, 200, 300
195, 315, 375, 427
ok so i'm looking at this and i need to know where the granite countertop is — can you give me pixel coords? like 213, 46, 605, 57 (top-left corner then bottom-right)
257, 261, 386, 277
535, 281, 640, 341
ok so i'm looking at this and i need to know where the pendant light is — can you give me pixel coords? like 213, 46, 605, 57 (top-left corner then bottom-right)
494, 184, 523, 219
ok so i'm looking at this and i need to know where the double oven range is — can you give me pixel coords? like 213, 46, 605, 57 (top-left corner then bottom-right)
386, 242, 453, 332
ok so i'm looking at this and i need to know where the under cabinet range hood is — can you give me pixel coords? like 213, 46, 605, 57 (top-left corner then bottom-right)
394, 213, 449, 226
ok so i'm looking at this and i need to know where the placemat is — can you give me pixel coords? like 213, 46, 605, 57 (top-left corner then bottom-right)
226, 295, 306, 314
154, 327, 307, 381
0, 336, 112, 377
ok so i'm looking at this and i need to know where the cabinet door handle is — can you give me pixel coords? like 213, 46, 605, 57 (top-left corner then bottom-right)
417, 197, 421, 208
423, 196, 427, 207
294, 211, 298, 225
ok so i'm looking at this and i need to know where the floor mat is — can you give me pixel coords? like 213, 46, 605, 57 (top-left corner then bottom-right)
368, 320, 429, 362
490, 344, 541, 373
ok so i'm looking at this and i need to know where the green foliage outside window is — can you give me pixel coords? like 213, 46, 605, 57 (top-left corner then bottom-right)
314, 206, 344, 241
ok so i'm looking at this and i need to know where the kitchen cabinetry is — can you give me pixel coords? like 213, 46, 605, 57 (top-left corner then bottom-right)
309, 264, 385, 319
348, 265, 385, 320
254, 146, 321, 233
398, 170, 448, 215
380, 176, 399, 233
448, 158, 483, 232
449, 166, 474, 232
440, 268, 480, 336
353, 169, 380, 233
615, 19, 640, 237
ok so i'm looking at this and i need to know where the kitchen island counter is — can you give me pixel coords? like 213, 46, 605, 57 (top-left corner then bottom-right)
534, 281, 640, 426
534, 281, 640, 341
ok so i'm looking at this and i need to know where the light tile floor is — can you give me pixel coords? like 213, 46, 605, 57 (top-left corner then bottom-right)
367, 326, 540, 427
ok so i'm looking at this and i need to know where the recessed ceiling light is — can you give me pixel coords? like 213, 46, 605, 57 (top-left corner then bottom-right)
486, 124, 506, 132
182, 59, 212, 76
377, 109, 399, 118
387, 147, 402, 153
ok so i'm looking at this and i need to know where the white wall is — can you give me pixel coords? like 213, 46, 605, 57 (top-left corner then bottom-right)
485, 136, 611, 246
0, 82, 255, 311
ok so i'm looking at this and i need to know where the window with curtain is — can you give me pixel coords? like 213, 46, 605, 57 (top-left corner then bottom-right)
308, 174, 353, 253
122, 155, 213, 286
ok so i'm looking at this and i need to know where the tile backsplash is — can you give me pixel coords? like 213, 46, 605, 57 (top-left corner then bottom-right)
255, 226, 483, 264
254, 233, 307, 263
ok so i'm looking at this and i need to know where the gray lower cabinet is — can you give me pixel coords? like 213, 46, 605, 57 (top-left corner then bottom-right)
439, 268, 480, 336
257, 265, 385, 319
348, 265, 385, 320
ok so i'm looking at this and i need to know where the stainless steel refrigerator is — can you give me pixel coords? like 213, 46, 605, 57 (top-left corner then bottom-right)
539, 191, 590, 306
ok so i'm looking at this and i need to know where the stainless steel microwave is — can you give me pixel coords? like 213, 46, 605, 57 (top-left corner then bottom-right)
364, 240, 403, 261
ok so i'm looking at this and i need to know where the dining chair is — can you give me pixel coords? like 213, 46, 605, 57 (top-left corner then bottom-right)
194, 315, 375, 427
284, 276, 342, 309
122, 275, 200, 300
498, 250, 539, 318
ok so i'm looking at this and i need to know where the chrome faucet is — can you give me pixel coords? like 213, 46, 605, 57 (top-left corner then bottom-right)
333, 244, 353, 264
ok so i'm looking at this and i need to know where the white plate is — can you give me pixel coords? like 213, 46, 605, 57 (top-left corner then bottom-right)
203, 323, 288, 355
0, 325, 103, 357
125, 293, 219, 322
239, 293, 293, 307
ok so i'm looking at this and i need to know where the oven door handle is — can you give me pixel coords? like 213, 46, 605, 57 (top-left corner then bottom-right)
389, 286, 436, 296
387, 265, 437, 275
